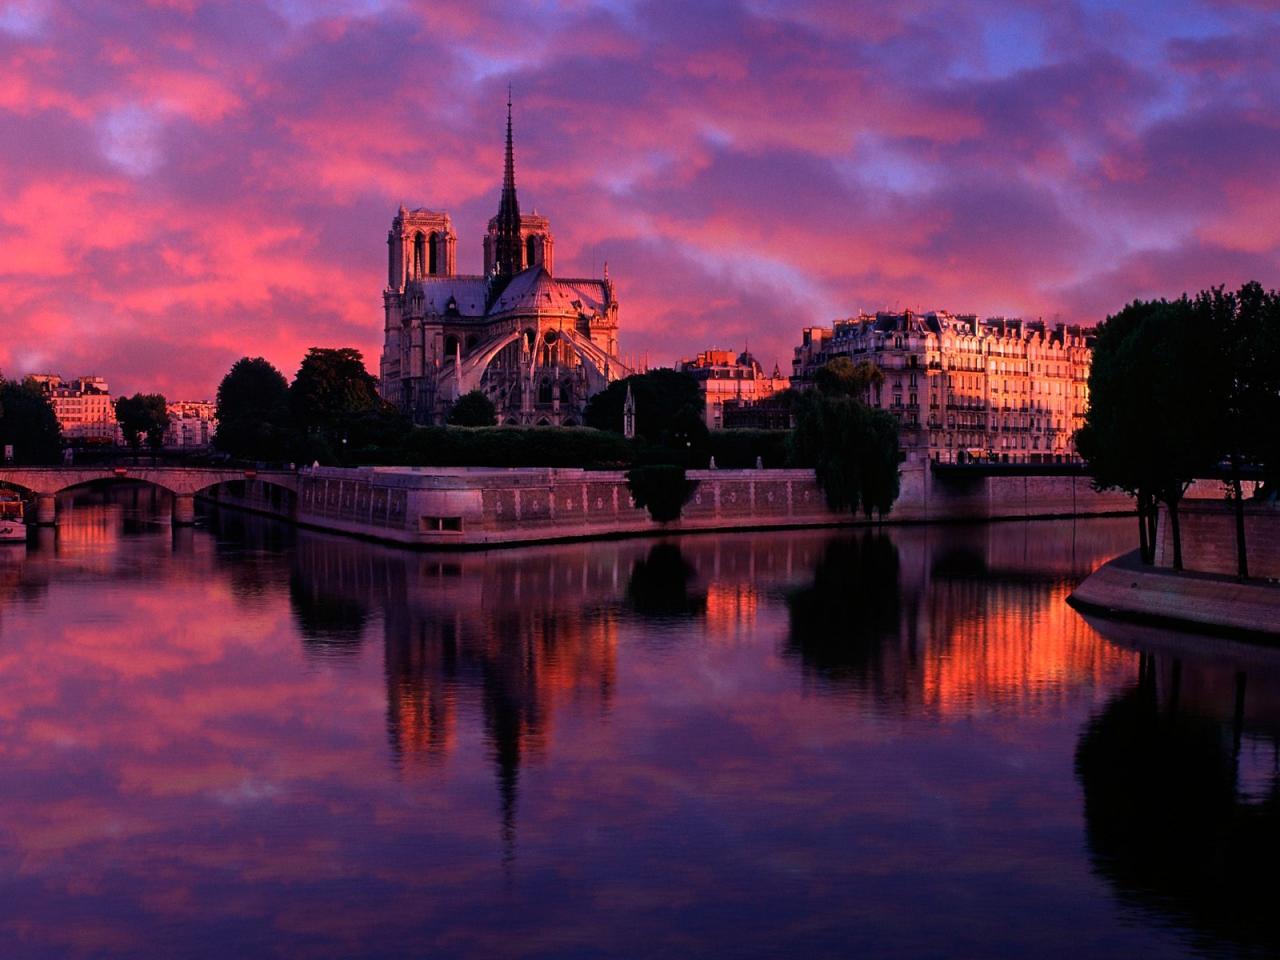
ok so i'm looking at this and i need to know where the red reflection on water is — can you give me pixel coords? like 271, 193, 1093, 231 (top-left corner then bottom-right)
0, 503, 1214, 959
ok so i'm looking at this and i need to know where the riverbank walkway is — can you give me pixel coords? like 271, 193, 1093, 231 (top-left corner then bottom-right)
1069, 549, 1280, 641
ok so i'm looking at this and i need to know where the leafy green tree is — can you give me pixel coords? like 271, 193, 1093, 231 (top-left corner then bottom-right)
0, 377, 62, 464
115, 393, 170, 453
789, 360, 900, 519
447, 390, 498, 427
214, 356, 293, 461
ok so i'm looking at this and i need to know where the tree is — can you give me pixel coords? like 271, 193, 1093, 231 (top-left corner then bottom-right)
289, 347, 391, 463
1077, 298, 1219, 570
290, 348, 380, 431
585, 370, 707, 448
447, 390, 497, 427
115, 393, 170, 453
626, 464, 698, 522
214, 357, 293, 461
1194, 282, 1280, 578
813, 356, 884, 399
789, 360, 901, 519
0, 378, 62, 464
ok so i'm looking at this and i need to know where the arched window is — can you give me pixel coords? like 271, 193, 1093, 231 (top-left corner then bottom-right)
413, 232, 426, 277
526, 234, 537, 268
428, 232, 438, 275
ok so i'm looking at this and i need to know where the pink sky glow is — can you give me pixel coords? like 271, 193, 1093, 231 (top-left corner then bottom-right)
1, 0, 1278, 398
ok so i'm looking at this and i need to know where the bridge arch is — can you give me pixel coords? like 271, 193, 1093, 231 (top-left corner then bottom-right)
0, 467, 298, 526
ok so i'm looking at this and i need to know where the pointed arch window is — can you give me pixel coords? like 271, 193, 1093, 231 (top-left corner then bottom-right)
428, 232, 438, 275
413, 232, 426, 277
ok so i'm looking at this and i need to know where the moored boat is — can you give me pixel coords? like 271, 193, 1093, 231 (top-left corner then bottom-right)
0, 494, 26, 543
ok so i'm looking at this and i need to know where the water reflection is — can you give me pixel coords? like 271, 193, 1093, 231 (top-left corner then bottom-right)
626, 542, 708, 620
5, 492, 1269, 958
786, 532, 903, 694
783, 525, 1133, 717
1076, 622, 1280, 954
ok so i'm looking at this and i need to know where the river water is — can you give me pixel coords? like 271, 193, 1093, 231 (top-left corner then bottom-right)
1, 487, 1277, 959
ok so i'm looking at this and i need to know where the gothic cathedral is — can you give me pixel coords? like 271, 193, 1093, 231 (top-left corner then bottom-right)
378, 98, 630, 425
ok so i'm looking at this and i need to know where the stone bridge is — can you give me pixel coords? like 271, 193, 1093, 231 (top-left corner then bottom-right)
0, 466, 298, 525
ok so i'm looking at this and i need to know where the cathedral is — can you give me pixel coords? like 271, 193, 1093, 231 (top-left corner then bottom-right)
378, 99, 630, 425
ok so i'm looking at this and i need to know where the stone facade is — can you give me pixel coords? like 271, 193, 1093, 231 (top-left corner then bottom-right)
163, 400, 217, 449
379, 100, 629, 426
237, 464, 1135, 548
27, 374, 114, 445
678, 349, 789, 429
793, 312, 1093, 464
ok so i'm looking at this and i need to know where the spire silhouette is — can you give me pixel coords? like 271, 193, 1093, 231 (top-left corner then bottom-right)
493, 87, 523, 280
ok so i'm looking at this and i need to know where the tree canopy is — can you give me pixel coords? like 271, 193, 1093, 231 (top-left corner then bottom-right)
584, 369, 709, 460
288, 347, 405, 463
1078, 283, 1280, 572
0, 378, 62, 464
447, 390, 498, 427
214, 356, 292, 461
789, 360, 901, 519
290, 347, 381, 433
114, 393, 169, 452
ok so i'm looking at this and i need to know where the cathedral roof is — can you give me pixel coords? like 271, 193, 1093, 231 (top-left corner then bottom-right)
490, 267, 610, 317
406, 267, 611, 319
408, 277, 490, 316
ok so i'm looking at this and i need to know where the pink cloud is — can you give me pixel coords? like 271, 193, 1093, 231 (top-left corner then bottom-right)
0, 0, 1275, 398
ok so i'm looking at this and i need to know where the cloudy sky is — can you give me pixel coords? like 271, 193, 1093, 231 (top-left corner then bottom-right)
1, 0, 1277, 398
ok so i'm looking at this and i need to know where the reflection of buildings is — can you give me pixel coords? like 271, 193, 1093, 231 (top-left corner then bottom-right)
287, 534, 623, 845
785, 522, 1137, 716
1076, 644, 1280, 954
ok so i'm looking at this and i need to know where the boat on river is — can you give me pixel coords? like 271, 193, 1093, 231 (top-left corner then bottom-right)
0, 495, 26, 543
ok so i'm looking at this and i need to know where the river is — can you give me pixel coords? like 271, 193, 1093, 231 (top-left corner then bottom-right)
0, 486, 1276, 959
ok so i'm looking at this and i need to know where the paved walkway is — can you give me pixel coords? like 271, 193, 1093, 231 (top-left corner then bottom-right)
1069, 549, 1280, 641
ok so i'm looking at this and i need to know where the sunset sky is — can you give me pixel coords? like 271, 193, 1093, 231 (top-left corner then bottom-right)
1, 0, 1277, 398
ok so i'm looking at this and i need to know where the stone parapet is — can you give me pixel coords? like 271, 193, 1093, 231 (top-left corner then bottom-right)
266, 464, 1134, 548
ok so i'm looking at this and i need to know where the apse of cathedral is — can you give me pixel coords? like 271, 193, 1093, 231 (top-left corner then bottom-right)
379, 99, 630, 426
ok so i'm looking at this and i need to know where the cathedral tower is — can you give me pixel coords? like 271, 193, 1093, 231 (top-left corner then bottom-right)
484, 96, 555, 277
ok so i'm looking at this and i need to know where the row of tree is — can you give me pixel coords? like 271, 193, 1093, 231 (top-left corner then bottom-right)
0, 371, 173, 462
215, 348, 405, 464
215, 348, 906, 521
1078, 281, 1280, 575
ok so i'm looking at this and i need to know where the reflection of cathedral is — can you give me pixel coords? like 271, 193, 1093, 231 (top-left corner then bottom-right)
378, 98, 631, 425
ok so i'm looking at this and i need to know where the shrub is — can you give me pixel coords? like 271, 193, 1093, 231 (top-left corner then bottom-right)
626, 464, 698, 522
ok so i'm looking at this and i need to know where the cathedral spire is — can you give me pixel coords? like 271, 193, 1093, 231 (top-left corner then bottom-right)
493, 87, 523, 279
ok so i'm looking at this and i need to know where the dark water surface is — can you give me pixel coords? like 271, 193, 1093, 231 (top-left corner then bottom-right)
1, 488, 1277, 959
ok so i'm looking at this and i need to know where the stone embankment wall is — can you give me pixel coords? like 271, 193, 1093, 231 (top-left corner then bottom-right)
1155, 499, 1280, 580
204, 461, 1133, 547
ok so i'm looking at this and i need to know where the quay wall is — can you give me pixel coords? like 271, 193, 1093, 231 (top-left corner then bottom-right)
1154, 499, 1280, 581
203, 462, 1133, 547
